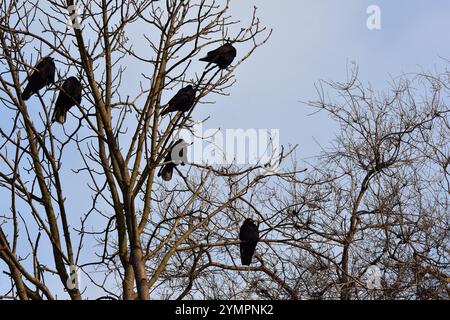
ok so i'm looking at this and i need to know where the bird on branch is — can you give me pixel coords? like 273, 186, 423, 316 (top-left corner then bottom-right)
160, 85, 196, 116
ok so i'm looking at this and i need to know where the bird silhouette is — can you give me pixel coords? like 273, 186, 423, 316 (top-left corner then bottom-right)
161, 85, 196, 116
199, 42, 237, 69
52, 76, 82, 124
158, 139, 186, 181
239, 218, 259, 266
22, 57, 56, 100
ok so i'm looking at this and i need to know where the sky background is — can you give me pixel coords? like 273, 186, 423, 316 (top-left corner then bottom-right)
1, 0, 450, 298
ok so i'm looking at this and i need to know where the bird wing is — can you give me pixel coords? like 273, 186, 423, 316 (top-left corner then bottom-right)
37, 59, 56, 85
64, 78, 82, 104
210, 45, 229, 56
169, 89, 194, 109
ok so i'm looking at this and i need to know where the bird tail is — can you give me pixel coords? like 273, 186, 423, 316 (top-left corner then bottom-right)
241, 254, 251, 266
158, 165, 174, 181
199, 58, 213, 70
52, 105, 67, 124
21, 85, 32, 101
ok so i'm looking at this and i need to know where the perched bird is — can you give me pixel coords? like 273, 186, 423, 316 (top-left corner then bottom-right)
158, 139, 186, 181
21, 57, 56, 100
239, 218, 259, 266
161, 85, 196, 116
199, 42, 237, 69
52, 76, 82, 124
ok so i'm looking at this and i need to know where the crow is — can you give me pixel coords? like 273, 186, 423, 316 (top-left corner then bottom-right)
239, 218, 259, 266
52, 76, 82, 124
158, 139, 186, 181
161, 85, 196, 116
199, 42, 237, 69
22, 57, 56, 100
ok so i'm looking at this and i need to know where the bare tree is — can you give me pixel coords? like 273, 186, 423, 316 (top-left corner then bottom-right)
215, 65, 448, 300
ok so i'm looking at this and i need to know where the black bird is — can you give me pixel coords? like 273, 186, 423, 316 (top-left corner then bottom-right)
161, 85, 196, 116
158, 139, 186, 181
52, 76, 82, 124
22, 57, 56, 100
199, 42, 237, 69
239, 218, 259, 266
